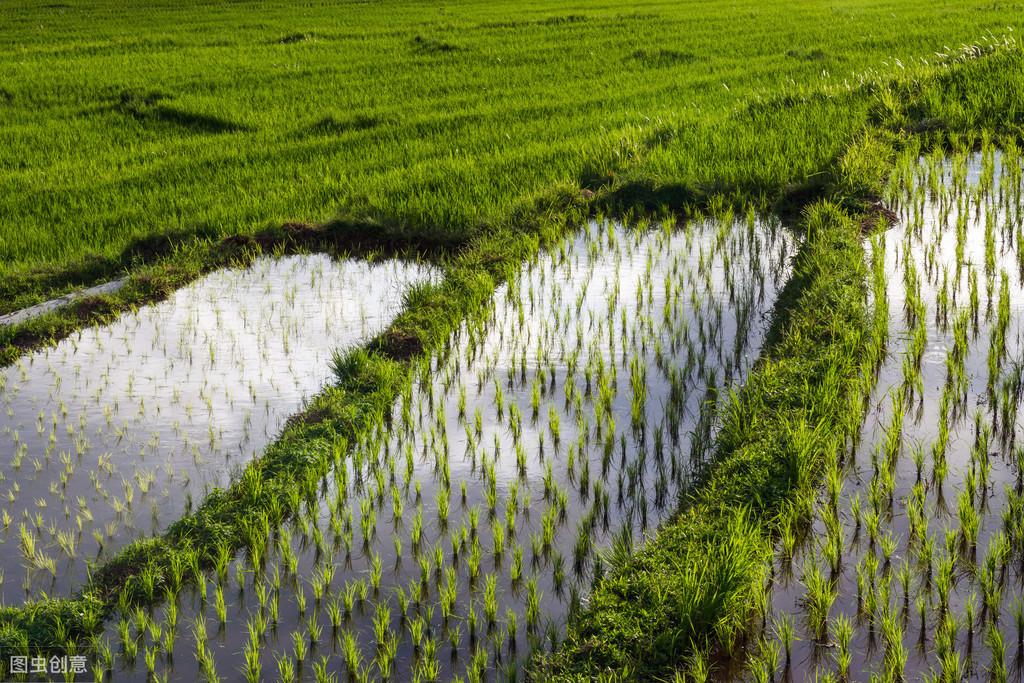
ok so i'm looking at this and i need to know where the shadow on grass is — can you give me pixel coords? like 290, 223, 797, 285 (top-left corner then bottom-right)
411, 35, 460, 55
143, 105, 248, 133
626, 48, 699, 68
112, 88, 249, 134
0, 226, 222, 315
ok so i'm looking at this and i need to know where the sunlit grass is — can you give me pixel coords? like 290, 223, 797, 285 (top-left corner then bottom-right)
0, 0, 1020, 315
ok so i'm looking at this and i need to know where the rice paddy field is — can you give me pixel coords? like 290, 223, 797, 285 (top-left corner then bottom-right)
0, 0, 1021, 313
2, 0, 1024, 681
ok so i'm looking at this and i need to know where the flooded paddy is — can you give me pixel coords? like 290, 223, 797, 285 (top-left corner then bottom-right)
100, 216, 795, 682
0, 254, 435, 604
743, 147, 1024, 681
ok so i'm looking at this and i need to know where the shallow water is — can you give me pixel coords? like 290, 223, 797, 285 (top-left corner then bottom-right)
102, 217, 796, 682
742, 149, 1024, 682
0, 254, 435, 603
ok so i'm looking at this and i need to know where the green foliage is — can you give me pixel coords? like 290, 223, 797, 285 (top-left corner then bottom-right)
1, 0, 1021, 314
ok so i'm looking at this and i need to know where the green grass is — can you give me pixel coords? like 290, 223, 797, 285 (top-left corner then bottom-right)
1, 0, 1021, 313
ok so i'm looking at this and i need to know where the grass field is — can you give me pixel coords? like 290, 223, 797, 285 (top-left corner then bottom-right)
2, 0, 1024, 680
0, 0, 1019, 311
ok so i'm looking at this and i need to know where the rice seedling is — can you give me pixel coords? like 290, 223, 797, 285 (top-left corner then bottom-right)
212, 583, 228, 627
834, 614, 854, 679
801, 560, 837, 642
276, 653, 295, 683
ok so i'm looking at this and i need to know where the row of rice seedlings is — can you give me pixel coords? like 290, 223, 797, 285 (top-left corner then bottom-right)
0, 255, 434, 603
99, 215, 794, 681
743, 143, 1024, 681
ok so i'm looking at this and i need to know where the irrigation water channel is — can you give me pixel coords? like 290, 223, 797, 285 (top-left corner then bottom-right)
744, 149, 1024, 682
0, 255, 436, 604
0, 279, 128, 327
88, 217, 796, 682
